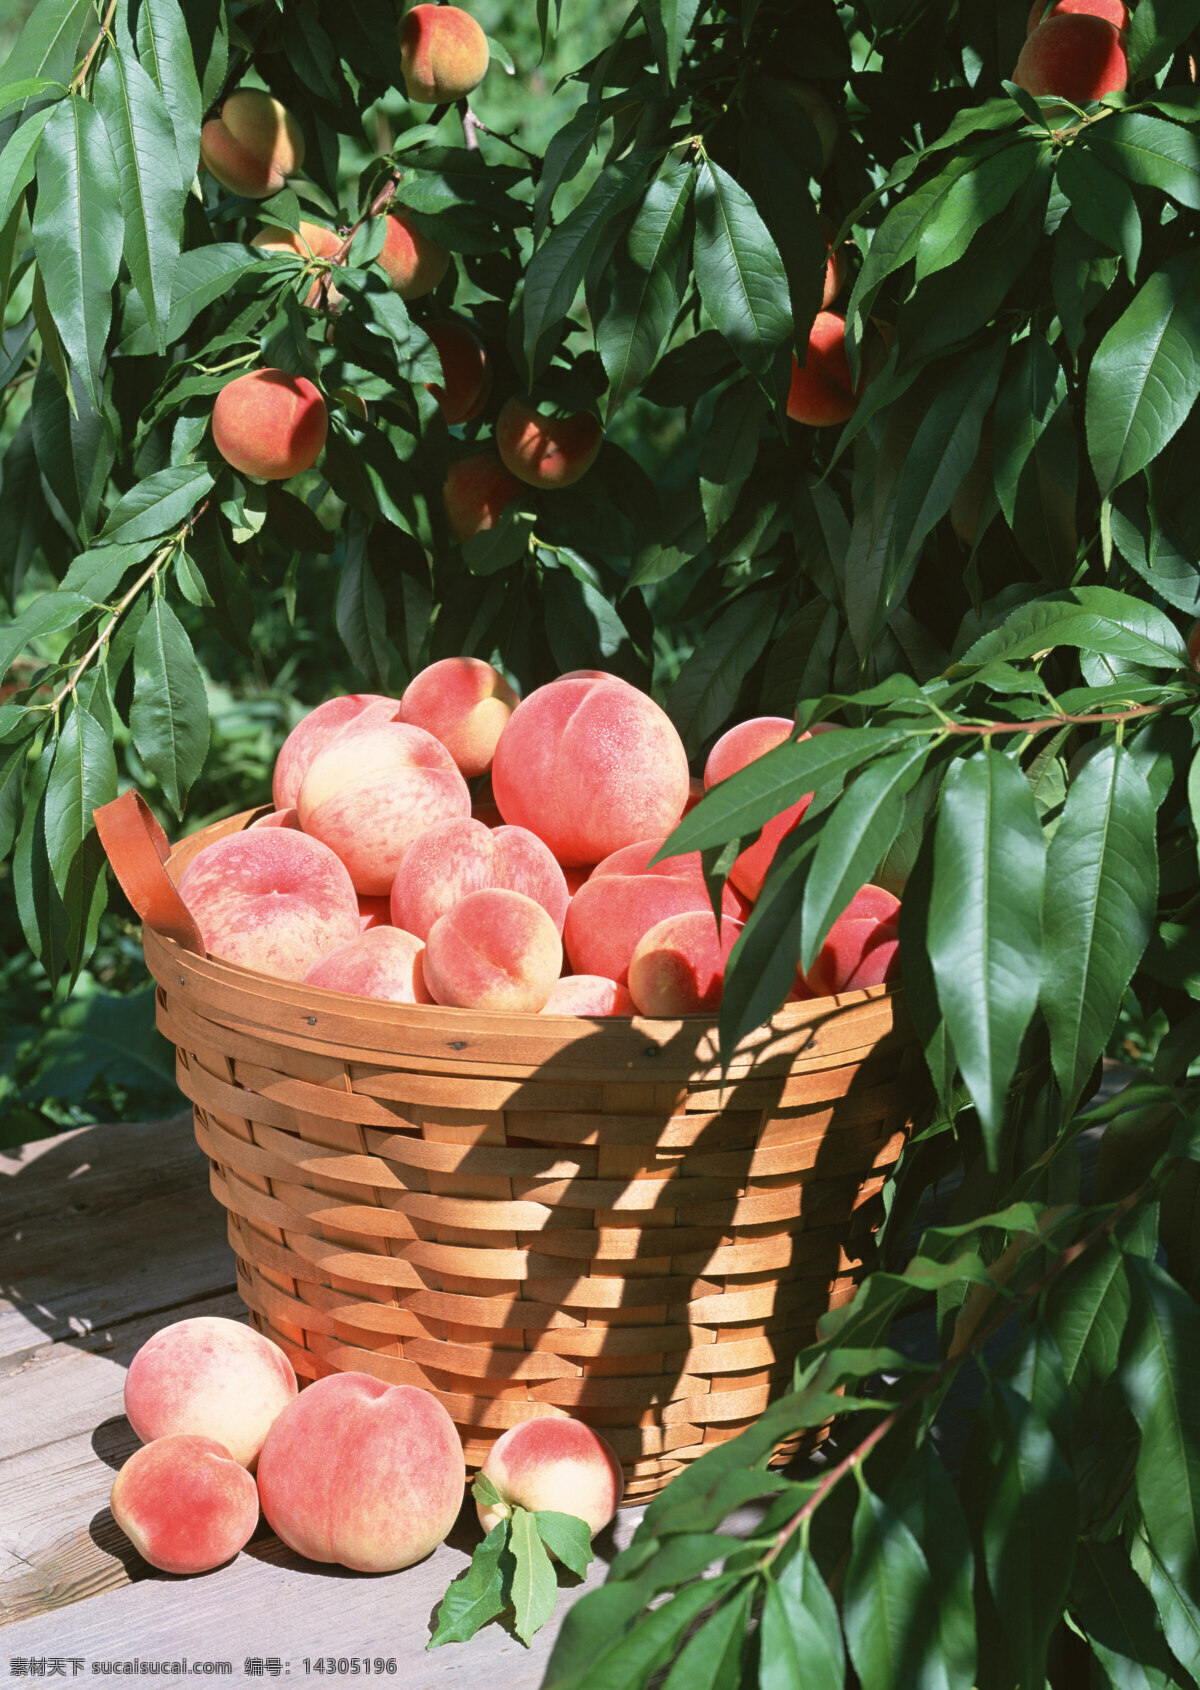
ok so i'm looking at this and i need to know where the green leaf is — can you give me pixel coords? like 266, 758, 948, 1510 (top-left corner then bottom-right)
1119, 1255, 1200, 1599
13, 740, 73, 986
43, 705, 117, 900
523, 151, 655, 377
0, 0, 92, 104
31, 359, 114, 542
597, 157, 694, 417
912, 139, 1042, 285
641, 0, 703, 83
0, 738, 30, 861
336, 523, 391, 688
542, 1576, 739, 1690
133, 0, 203, 187
1191, 749, 1200, 878
700, 381, 767, 539
885, 1444, 977, 1689
800, 743, 929, 973
510, 1507, 562, 1645
1040, 745, 1157, 1108
100, 465, 214, 545
93, 46, 185, 354
129, 596, 210, 816
693, 156, 792, 401
1057, 144, 1142, 277
663, 592, 778, 759
954, 587, 1188, 671
428, 1520, 511, 1647
0, 105, 56, 228
661, 1581, 751, 1690
759, 1549, 844, 1690
0, 590, 92, 683
1072, 1540, 1183, 1690
1138, 1538, 1200, 1687
541, 565, 641, 683
927, 751, 1046, 1153
32, 96, 123, 408
534, 1511, 594, 1579
960, 1382, 1078, 1690
1093, 113, 1200, 213
1043, 1240, 1130, 1391
1052, 214, 1119, 359
115, 243, 269, 355
1086, 248, 1200, 497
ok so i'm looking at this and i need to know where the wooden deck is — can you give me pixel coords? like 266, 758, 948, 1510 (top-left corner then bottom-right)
0, 1113, 647, 1685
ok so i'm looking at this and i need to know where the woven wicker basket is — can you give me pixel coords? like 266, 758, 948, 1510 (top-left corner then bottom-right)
99, 795, 921, 1501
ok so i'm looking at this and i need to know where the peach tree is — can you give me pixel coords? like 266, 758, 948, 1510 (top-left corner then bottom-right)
2, 0, 1200, 1681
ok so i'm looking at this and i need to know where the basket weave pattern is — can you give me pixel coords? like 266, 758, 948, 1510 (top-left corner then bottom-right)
145, 812, 920, 1501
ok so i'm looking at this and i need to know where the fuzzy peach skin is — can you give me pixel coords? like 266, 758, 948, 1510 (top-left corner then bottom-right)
111, 1436, 260, 1576
377, 210, 450, 299
257, 1372, 464, 1572
1026, 0, 1129, 34
297, 721, 471, 896
477, 1418, 624, 1538
401, 657, 518, 779
391, 816, 569, 938
124, 1317, 298, 1470
273, 694, 403, 810
491, 674, 690, 867
541, 975, 634, 1016
200, 90, 304, 199
425, 319, 492, 424
302, 925, 431, 1003
1014, 13, 1128, 99
399, 3, 489, 103
251, 221, 341, 261
802, 884, 902, 997
177, 830, 360, 981
423, 888, 562, 1012
704, 717, 813, 901
563, 836, 748, 985
212, 369, 328, 480
496, 398, 603, 489
443, 450, 523, 542
249, 807, 300, 829
628, 911, 745, 1017
787, 312, 862, 427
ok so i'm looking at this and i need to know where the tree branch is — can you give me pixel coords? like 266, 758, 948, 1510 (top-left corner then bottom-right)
71, 0, 119, 94
303, 172, 403, 312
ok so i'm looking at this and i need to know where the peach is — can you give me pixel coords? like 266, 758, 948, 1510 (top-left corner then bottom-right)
820, 216, 847, 308
249, 807, 300, 829
540, 975, 633, 1016
212, 369, 328, 480
704, 717, 812, 901
423, 888, 562, 1011
1026, 0, 1129, 34
273, 693, 403, 810
111, 1436, 260, 1576
1014, 14, 1128, 100
357, 894, 393, 929
424, 318, 491, 423
302, 925, 430, 1002
124, 1317, 298, 1470
443, 450, 523, 542
399, 3, 489, 103
682, 775, 705, 815
391, 816, 569, 937
296, 721, 471, 895
496, 398, 603, 489
257, 1372, 464, 1572
491, 674, 690, 867
251, 221, 341, 262
200, 89, 304, 199
401, 657, 518, 778
628, 911, 744, 1017
177, 828, 360, 981
1187, 618, 1200, 672
802, 883, 901, 997
563, 836, 748, 985
787, 312, 861, 427
377, 210, 450, 299
476, 1418, 623, 1538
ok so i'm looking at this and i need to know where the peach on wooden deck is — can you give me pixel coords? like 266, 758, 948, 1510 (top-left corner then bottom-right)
111, 1436, 260, 1576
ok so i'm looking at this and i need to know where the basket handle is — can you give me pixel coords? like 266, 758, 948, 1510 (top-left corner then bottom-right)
94, 790, 205, 955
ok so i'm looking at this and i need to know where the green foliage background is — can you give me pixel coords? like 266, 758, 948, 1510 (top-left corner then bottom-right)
1, 0, 1200, 1682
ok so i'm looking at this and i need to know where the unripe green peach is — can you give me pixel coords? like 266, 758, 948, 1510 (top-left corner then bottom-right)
399, 4, 490, 104
212, 369, 328, 481
200, 90, 304, 199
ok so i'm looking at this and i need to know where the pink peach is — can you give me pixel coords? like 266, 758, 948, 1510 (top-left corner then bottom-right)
296, 722, 471, 895
391, 816, 569, 938
401, 657, 519, 778
423, 888, 562, 1012
399, 3, 489, 103
302, 926, 430, 1003
111, 1436, 260, 1576
496, 398, 603, 489
200, 89, 304, 199
477, 1417, 623, 1538
250, 807, 300, 829
1014, 13, 1128, 100
803, 883, 901, 996
124, 1317, 298, 1470
627, 911, 744, 1017
256, 1372, 464, 1572
563, 836, 748, 985
704, 717, 812, 901
443, 451, 523, 542
787, 312, 862, 427
491, 674, 690, 867
540, 975, 634, 1016
177, 829, 360, 982
273, 694, 403, 811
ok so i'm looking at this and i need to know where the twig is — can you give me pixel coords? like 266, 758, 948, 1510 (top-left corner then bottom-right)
303, 172, 403, 312
938, 699, 1172, 736
457, 101, 540, 163
759, 1178, 1153, 1569
71, 0, 119, 94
